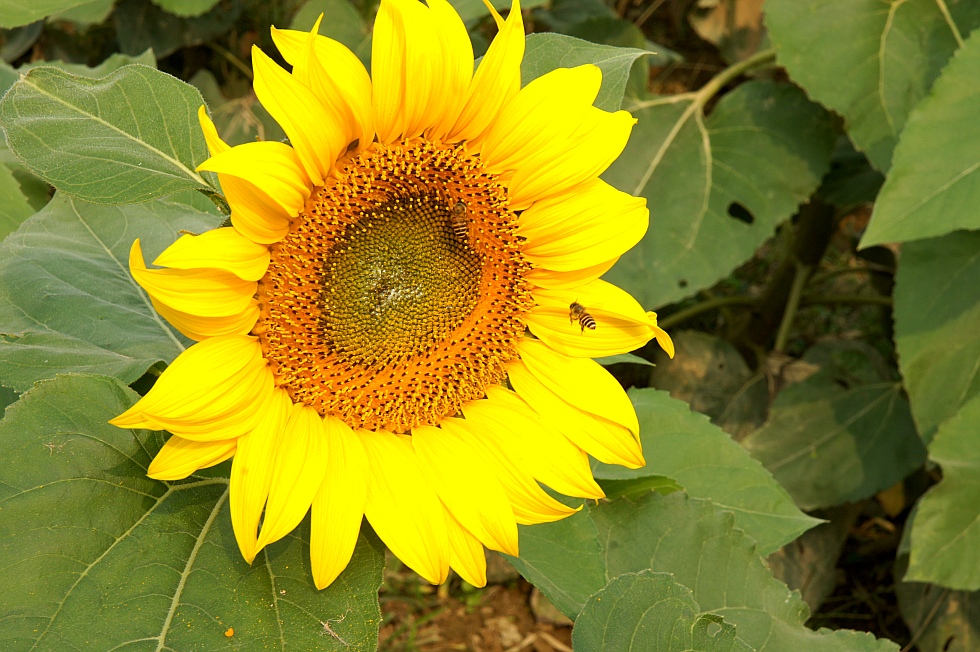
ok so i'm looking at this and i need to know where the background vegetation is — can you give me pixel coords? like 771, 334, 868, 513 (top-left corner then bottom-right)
1, 0, 978, 650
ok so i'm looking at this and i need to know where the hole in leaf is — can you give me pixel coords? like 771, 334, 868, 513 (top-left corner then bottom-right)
727, 202, 755, 224
678, 279, 688, 289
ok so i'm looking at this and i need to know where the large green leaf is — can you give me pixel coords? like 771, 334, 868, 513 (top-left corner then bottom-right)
0, 195, 220, 392
0, 64, 214, 204
0, 163, 33, 241
521, 33, 650, 112
765, 0, 980, 172
593, 388, 819, 555
0, 374, 385, 651
862, 28, 980, 246
504, 508, 606, 618
603, 81, 835, 309
591, 493, 899, 652
571, 571, 753, 652
894, 232, 980, 441
152, 0, 220, 18
0, 0, 92, 28
906, 394, 980, 590
742, 343, 926, 511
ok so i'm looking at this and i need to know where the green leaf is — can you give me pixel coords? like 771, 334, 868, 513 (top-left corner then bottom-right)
0, 163, 34, 241
0, 0, 92, 28
603, 81, 835, 309
190, 69, 286, 147
591, 493, 899, 651
152, 0, 220, 18
505, 508, 607, 618
0, 64, 214, 204
593, 388, 819, 555
765, 0, 980, 171
0, 195, 221, 392
742, 343, 926, 511
906, 394, 980, 590
894, 232, 980, 441
862, 28, 980, 246
521, 33, 650, 112
0, 19, 42, 61
291, 0, 370, 63
571, 570, 753, 652
113, 0, 242, 59
896, 555, 980, 652
0, 374, 385, 650
49, 0, 115, 24
16, 49, 157, 77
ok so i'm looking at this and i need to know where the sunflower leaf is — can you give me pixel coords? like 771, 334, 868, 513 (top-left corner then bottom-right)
590, 493, 899, 651
592, 388, 820, 555
0, 374, 386, 650
862, 28, 980, 246
0, 163, 34, 241
765, 0, 980, 172
571, 571, 753, 652
603, 81, 835, 309
0, 64, 214, 204
894, 231, 980, 443
0, 0, 93, 28
0, 194, 221, 392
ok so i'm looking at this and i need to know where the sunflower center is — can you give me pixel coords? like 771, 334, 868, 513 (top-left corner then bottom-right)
319, 194, 481, 367
255, 140, 533, 433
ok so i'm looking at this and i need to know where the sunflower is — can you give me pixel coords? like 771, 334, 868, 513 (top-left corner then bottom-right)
110, 0, 674, 590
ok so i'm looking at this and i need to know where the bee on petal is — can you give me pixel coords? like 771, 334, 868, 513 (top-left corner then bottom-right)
569, 301, 596, 333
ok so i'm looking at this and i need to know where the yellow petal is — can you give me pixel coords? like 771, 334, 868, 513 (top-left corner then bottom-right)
110, 335, 272, 442
480, 65, 600, 173
229, 389, 292, 562
129, 240, 256, 318
422, 0, 473, 139
198, 106, 230, 156
448, 0, 523, 143
518, 338, 639, 435
507, 108, 636, 209
147, 435, 237, 481
360, 430, 450, 584
197, 141, 310, 217
527, 280, 659, 357
507, 358, 644, 468
648, 312, 675, 358
520, 179, 648, 271
271, 28, 374, 152
311, 416, 368, 590
153, 227, 271, 282
256, 403, 329, 551
371, 0, 407, 142
446, 510, 487, 588
448, 418, 578, 525
463, 386, 604, 500
527, 258, 618, 290
413, 422, 518, 555
252, 45, 346, 185
151, 296, 259, 342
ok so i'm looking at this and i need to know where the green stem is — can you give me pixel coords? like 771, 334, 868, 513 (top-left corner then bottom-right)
935, 0, 964, 48
658, 296, 757, 330
801, 294, 893, 307
774, 262, 811, 353
808, 263, 894, 286
208, 42, 254, 80
692, 48, 777, 109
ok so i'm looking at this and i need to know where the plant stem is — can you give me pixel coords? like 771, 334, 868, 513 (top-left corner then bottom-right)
808, 263, 895, 286
658, 296, 757, 330
208, 42, 254, 80
801, 294, 893, 307
774, 261, 812, 353
692, 48, 777, 110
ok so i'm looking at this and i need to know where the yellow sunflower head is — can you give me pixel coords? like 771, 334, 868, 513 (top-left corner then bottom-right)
110, 0, 673, 590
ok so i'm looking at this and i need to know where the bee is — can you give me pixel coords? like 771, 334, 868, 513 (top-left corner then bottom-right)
569, 301, 596, 332
450, 201, 468, 243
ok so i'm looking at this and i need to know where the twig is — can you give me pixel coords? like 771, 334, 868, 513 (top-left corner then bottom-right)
773, 261, 812, 353
539, 631, 574, 652
901, 587, 950, 652
207, 41, 254, 80
800, 295, 893, 307
634, 0, 668, 28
